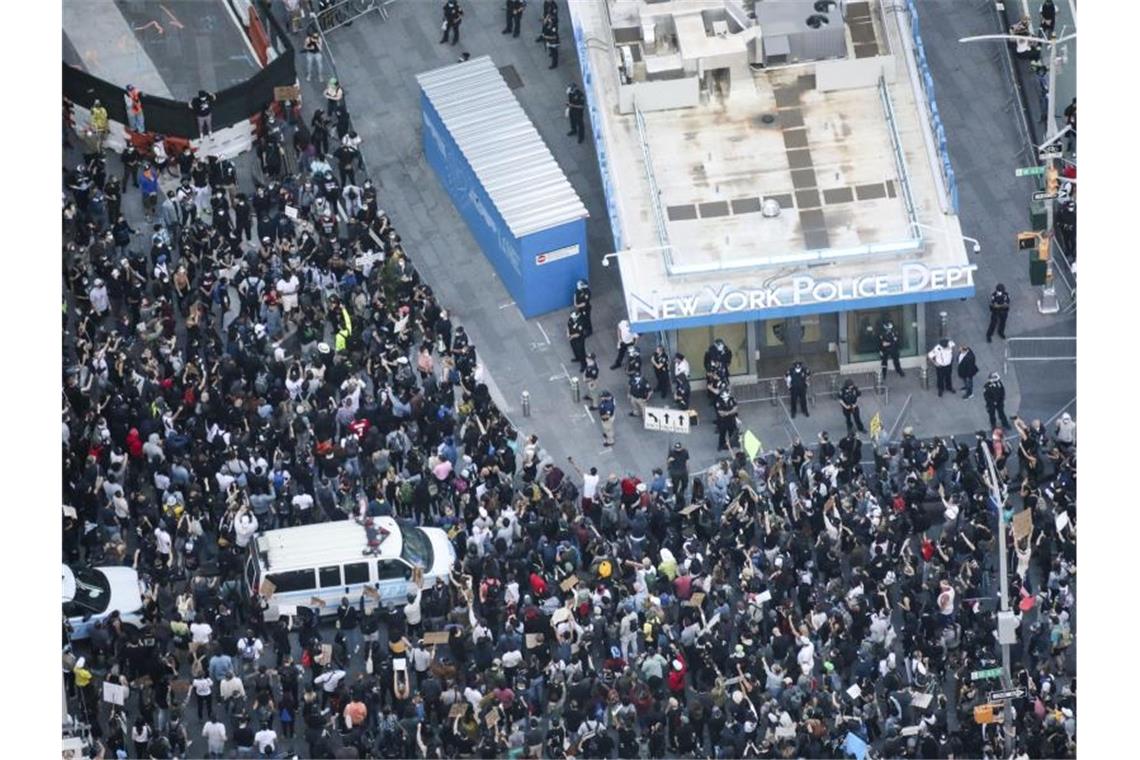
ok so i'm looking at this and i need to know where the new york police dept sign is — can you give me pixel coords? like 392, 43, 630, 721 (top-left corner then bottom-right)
630, 263, 978, 321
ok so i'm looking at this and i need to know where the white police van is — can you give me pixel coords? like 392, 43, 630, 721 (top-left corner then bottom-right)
246, 517, 456, 613
63, 564, 145, 639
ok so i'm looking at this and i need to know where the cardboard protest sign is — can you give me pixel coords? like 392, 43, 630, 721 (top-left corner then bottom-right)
685, 592, 706, 608
259, 578, 276, 598
525, 633, 545, 649
423, 631, 451, 646
559, 575, 579, 592
1012, 509, 1033, 541
102, 682, 128, 706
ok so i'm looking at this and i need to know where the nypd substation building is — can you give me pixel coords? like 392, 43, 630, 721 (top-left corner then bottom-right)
570, 0, 975, 377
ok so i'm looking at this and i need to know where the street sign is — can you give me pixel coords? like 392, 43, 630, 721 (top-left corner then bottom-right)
971, 667, 1003, 681
1038, 143, 1063, 157
1032, 191, 1058, 202
989, 688, 1026, 701
1015, 166, 1045, 177
643, 406, 691, 434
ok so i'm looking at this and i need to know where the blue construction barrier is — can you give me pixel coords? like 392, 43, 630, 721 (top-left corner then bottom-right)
905, 0, 960, 214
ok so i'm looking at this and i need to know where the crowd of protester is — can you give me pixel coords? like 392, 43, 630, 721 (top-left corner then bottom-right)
61, 48, 1076, 760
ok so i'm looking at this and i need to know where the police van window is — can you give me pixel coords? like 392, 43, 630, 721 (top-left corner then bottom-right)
267, 569, 316, 593
318, 566, 342, 588
376, 560, 411, 581
344, 562, 369, 585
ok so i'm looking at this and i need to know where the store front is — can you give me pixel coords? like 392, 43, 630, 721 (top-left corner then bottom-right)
673, 302, 925, 383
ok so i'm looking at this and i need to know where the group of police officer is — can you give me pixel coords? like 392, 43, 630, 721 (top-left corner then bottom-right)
567, 276, 1017, 451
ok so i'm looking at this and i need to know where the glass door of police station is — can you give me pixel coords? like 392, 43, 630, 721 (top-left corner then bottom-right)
755, 314, 839, 376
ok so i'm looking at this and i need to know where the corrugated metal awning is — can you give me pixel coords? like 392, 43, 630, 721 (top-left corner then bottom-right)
417, 56, 588, 238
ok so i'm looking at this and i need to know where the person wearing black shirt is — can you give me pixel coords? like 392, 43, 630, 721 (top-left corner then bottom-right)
879, 319, 905, 379
567, 309, 587, 372
440, 0, 463, 45
572, 278, 592, 335
189, 90, 217, 137
714, 389, 738, 451
541, 16, 560, 68
986, 283, 1011, 341
122, 144, 141, 188
651, 345, 670, 399
984, 372, 1011, 429
786, 360, 810, 418
666, 441, 690, 501
838, 378, 866, 433
503, 0, 525, 36
566, 82, 586, 143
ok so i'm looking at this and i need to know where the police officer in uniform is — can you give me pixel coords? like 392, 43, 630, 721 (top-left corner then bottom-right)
984, 372, 1011, 429
502, 0, 525, 37
986, 283, 1011, 342
651, 345, 670, 399
566, 83, 586, 143
879, 319, 905, 379
567, 309, 587, 372
786, 360, 811, 418
597, 389, 616, 446
703, 339, 732, 406
541, 15, 560, 68
573, 278, 592, 336
440, 0, 463, 45
714, 389, 739, 451
673, 372, 691, 411
625, 345, 642, 379
628, 373, 651, 419
582, 353, 599, 408
839, 378, 866, 434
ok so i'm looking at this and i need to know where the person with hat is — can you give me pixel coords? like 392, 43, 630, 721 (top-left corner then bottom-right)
838, 377, 866, 434
124, 84, 145, 133
597, 389, 616, 447
986, 283, 1011, 342
714, 387, 739, 451
651, 344, 670, 399
567, 308, 588, 372
984, 372, 1011, 429
927, 337, 956, 397
666, 441, 690, 502
786, 359, 811, 418
878, 319, 905, 379
566, 82, 587, 143
190, 89, 217, 137
440, 0, 464, 45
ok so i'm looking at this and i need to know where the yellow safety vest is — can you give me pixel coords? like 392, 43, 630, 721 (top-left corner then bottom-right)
335, 306, 352, 352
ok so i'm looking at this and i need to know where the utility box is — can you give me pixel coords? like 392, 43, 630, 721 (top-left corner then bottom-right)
417, 57, 589, 318
1029, 258, 1048, 286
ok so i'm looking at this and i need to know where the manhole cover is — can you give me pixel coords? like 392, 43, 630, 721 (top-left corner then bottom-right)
499, 65, 524, 90
761, 113, 776, 124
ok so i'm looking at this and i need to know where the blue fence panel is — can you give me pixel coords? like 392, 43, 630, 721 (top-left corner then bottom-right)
905, 0, 959, 214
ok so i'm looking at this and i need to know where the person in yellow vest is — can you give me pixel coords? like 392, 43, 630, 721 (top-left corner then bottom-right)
332, 296, 352, 353
89, 99, 109, 151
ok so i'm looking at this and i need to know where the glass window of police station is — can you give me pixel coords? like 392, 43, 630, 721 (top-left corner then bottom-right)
847, 305, 919, 362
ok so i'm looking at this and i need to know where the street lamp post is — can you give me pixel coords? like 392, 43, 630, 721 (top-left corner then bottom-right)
959, 29, 1076, 315
980, 438, 1014, 755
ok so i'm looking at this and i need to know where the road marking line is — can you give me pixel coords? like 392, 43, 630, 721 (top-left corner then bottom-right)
536, 323, 551, 345
583, 405, 595, 423
498, 301, 516, 309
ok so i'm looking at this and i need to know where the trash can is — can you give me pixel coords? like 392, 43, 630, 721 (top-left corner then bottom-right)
1028, 258, 1048, 286
1028, 198, 1047, 231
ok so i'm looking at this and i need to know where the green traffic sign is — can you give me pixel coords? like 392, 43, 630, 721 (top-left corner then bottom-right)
971, 667, 1004, 681
1016, 166, 1046, 177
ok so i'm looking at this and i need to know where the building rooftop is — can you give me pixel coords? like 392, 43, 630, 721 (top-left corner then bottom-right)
569, 0, 974, 331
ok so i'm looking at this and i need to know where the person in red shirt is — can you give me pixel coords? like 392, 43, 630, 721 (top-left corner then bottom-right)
666, 651, 687, 702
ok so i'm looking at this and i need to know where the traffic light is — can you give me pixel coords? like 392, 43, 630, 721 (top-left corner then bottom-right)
1017, 231, 1039, 252
1045, 165, 1060, 196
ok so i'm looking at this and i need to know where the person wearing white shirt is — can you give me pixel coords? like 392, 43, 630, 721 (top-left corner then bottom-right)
254, 724, 278, 755
314, 668, 346, 708
154, 524, 173, 563
403, 586, 423, 637
926, 338, 957, 397
234, 508, 258, 548
610, 319, 637, 370
237, 633, 264, 669
191, 675, 214, 721
219, 671, 245, 707
202, 717, 227, 759
189, 621, 213, 656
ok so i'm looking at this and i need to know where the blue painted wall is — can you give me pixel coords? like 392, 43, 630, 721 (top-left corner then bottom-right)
420, 91, 587, 318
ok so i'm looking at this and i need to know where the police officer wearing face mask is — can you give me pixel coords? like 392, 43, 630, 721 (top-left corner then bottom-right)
626, 345, 642, 379
786, 360, 811, 418
567, 309, 587, 372
651, 345, 670, 399
983, 372, 1011, 429
986, 283, 1011, 342
573, 279, 592, 336
839, 378, 866, 434
879, 320, 905, 379
566, 83, 586, 144
714, 389, 739, 451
